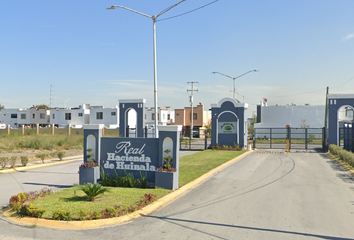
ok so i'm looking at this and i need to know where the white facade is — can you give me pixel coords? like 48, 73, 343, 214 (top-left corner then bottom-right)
254, 104, 325, 129
0, 109, 29, 128
145, 107, 175, 128
50, 107, 90, 128
89, 106, 119, 128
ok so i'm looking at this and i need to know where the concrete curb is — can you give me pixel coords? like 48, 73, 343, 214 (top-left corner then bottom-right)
1, 151, 253, 229
0, 156, 83, 174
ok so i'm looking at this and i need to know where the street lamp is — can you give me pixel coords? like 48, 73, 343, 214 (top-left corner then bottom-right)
107, 1, 186, 138
212, 70, 258, 100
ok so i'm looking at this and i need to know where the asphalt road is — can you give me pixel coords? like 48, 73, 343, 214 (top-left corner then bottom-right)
0, 160, 81, 207
2, 151, 354, 239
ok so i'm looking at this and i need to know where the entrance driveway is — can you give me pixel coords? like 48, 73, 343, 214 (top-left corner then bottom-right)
1, 151, 354, 239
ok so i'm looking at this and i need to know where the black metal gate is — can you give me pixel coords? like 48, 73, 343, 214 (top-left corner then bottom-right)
339, 123, 353, 151
179, 128, 211, 150
253, 127, 325, 151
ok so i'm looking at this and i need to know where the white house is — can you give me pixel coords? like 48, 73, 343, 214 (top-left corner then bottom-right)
89, 105, 119, 128
50, 104, 90, 128
145, 106, 175, 128
0, 108, 29, 128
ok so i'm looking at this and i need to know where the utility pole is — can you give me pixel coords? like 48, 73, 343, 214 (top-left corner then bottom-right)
187, 82, 199, 148
50, 84, 53, 108
324, 86, 329, 151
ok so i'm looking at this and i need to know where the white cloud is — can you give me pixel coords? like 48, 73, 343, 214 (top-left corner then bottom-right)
342, 33, 354, 41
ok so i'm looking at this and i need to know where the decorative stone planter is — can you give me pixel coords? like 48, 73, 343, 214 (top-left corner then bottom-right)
79, 166, 100, 185
155, 171, 178, 190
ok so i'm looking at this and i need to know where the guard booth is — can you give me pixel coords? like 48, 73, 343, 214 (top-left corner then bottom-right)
210, 98, 248, 148
327, 94, 354, 151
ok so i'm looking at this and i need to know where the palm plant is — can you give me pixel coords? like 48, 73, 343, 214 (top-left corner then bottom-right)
80, 183, 108, 201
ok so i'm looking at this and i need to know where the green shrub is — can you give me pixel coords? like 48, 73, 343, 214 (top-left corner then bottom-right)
20, 156, 28, 166
52, 210, 72, 221
0, 157, 8, 169
56, 151, 66, 161
329, 144, 354, 167
80, 183, 108, 201
88, 211, 101, 220
9, 156, 17, 168
18, 204, 45, 218
35, 153, 47, 164
100, 207, 117, 219
79, 209, 87, 221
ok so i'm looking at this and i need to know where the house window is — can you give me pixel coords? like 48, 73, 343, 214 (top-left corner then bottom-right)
190, 113, 197, 120
21, 114, 26, 119
96, 112, 103, 120
78, 113, 83, 117
167, 114, 170, 120
111, 112, 116, 116
40, 113, 45, 119
65, 113, 71, 120
52, 114, 55, 119
176, 113, 180, 116
152, 113, 160, 120
32, 114, 35, 119
11, 114, 17, 119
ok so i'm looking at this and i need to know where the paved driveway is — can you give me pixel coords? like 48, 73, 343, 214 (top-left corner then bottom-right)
1, 151, 354, 239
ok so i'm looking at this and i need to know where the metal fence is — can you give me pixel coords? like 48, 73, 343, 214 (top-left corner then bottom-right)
253, 127, 325, 151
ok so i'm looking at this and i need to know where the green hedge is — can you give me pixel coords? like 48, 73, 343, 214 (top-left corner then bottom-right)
329, 144, 354, 167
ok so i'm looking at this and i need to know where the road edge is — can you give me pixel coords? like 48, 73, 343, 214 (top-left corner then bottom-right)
1, 150, 253, 230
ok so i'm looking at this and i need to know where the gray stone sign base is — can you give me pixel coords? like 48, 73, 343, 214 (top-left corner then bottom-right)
155, 171, 179, 190
79, 166, 100, 185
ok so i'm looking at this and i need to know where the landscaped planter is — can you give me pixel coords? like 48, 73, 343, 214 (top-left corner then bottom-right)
155, 171, 179, 190
79, 166, 100, 185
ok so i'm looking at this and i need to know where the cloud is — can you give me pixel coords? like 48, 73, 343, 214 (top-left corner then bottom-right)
342, 33, 354, 41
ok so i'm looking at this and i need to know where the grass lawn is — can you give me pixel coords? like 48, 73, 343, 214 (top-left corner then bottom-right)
30, 186, 171, 219
178, 149, 246, 186
21, 149, 247, 220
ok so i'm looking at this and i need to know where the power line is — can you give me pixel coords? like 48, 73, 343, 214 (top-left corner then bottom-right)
331, 76, 354, 89
157, 0, 220, 22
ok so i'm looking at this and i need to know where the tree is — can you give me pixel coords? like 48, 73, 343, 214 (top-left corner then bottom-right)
248, 114, 257, 136
300, 118, 309, 128
0, 104, 4, 110
35, 104, 50, 110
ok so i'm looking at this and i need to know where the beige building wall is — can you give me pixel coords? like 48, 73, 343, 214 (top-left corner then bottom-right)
174, 104, 210, 128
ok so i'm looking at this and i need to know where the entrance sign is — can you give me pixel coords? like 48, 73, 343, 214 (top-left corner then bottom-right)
210, 97, 248, 148
81, 119, 182, 189
100, 137, 159, 182
219, 122, 237, 134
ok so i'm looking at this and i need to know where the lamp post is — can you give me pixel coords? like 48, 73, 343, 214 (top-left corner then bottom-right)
212, 70, 258, 100
107, 1, 185, 138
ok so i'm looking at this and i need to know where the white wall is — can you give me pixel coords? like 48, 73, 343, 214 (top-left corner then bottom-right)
50, 108, 89, 127
255, 105, 325, 129
0, 109, 29, 128
145, 107, 175, 127
90, 106, 119, 128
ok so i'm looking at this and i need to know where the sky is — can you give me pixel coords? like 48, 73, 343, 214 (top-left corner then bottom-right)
1, 0, 354, 117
